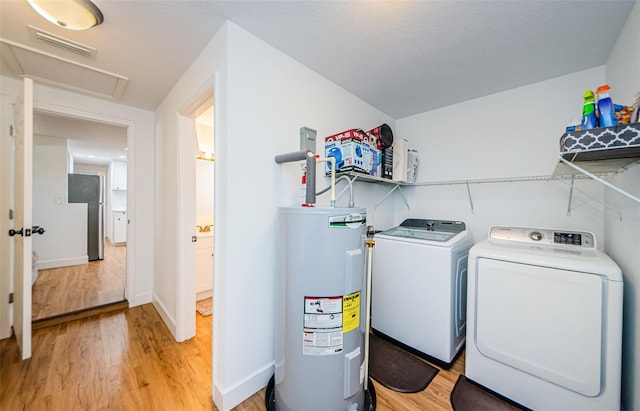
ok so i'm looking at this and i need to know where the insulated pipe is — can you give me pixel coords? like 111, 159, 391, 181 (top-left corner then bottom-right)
274, 150, 311, 164
363, 238, 375, 391
305, 154, 316, 205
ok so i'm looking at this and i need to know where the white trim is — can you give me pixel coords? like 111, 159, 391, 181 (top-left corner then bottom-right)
37, 256, 87, 270
131, 291, 152, 307
175, 112, 197, 342
0, 96, 16, 340
196, 289, 212, 301
175, 79, 215, 343
213, 361, 274, 411
152, 294, 176, 337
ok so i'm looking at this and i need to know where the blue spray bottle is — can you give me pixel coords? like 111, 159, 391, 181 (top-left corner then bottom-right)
596, 85, 618, 127
581, 90, 598, 130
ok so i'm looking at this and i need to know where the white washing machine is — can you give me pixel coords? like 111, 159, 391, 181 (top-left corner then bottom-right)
466, 226, 623, 411
371, 219, 473, 367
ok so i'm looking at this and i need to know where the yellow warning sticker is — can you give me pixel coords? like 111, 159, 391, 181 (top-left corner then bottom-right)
342, 291, 360, 333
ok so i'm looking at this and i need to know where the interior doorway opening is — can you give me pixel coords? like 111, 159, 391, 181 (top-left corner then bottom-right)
30, 109, 130, 322
176, 85, 215, 341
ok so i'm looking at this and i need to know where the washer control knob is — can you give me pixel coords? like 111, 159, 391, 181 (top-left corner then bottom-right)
530, 231, 543, 241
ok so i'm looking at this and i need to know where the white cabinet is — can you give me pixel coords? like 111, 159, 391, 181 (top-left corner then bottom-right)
195, 235, 214, 296
112, 211, 127, 245
110, 160, 127, 191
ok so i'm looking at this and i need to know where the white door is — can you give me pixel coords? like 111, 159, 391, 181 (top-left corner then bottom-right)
11, 78, 33, 360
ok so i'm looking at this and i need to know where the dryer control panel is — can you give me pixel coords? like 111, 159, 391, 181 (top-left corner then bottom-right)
489, 226, 595, 248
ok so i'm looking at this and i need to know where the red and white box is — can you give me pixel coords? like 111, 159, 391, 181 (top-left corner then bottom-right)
324, 129, 380, 176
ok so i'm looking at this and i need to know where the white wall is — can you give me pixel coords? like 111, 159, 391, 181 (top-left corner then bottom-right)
604, 2, 640, 410
153, 21, 395, 410
0, 75, 155, 308
32, 136, 87, 268
219, 23, 395, 410
395, 67, 607, 243
153, 23, 227, 341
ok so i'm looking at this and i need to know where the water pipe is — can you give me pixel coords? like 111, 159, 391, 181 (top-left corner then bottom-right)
274, 150, 312, 164
274, 150, 317, 205
275, 150, 340, 207
363, 237, 375, 391
315, 156, 336, 207
317, 175, 354, 207
305, 154, 316, 205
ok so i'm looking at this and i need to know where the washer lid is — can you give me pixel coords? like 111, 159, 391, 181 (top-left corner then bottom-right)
381, 219, 467, 242
381, 226, 456, 242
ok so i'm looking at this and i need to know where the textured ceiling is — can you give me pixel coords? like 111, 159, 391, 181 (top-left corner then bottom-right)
1, 1, 635, 118
0, 0, 636, 164
216, 0, 635, 118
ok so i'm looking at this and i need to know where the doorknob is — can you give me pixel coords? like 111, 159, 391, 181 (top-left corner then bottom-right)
8, 228, 23, 237
7, 226, 44, 237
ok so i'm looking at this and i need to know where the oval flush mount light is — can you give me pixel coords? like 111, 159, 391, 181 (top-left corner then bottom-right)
26, 0, 104, 30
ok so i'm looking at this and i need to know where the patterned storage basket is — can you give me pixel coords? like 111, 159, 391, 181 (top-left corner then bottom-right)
560, 123, 640, 161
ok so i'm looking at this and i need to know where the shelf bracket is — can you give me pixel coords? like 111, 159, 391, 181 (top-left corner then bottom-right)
558, 178, 623, 221
374, 184, 410, 211
397, 186, 410, 211
559, 157, 640, 205
466, 182, 474, 213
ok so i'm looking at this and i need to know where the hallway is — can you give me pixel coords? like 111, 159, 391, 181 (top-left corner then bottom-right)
32, 242, 126, 321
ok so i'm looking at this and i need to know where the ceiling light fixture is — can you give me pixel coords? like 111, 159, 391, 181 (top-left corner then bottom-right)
26, 0, 104, 31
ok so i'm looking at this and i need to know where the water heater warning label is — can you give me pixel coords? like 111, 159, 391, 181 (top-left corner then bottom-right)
342, 291, 360, 333
303, 296, 343, 355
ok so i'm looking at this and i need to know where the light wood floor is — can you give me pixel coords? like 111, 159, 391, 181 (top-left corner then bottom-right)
1, 303, 465, 411
32, 242, 126, 320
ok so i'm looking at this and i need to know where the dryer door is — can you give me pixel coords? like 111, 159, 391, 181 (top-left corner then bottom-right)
473, 258, 603, 396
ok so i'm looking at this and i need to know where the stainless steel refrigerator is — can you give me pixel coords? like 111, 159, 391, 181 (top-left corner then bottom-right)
68, 174, 104, 261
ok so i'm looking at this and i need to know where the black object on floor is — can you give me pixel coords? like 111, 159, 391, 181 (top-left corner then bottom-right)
450, 375, 531, 411
368, 333, 439, 393
264, 375, 376, 410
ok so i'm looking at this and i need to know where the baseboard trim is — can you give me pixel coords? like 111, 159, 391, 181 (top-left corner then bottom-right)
32, 300, 128, 330
37, 256, 88, 270
213, 361, 273, 411
196, 289, 213, 301
152, 294, 176, 339
131, 292, 152, 307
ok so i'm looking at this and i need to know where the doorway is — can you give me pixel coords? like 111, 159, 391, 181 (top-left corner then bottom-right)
175, 85, 215, 341
30, 110, 129, 321
194, 105, 214, 319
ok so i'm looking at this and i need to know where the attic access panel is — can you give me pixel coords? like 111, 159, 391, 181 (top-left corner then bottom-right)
1, 40, 128, 101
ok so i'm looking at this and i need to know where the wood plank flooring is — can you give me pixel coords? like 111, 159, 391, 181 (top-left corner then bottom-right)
32, 242, 126, 320
1, 303, 465, 411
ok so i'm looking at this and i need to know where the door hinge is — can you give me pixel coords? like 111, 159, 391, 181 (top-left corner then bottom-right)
9, 293, 13, 304
8, 209, 13, 220
9, 125, 14, 137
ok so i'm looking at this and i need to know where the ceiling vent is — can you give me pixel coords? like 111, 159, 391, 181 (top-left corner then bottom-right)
0, 39, 128, 101
28, 25, 96, 59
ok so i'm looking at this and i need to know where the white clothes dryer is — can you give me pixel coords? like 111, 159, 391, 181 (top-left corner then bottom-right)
466, 226, 623, 411
371, 219, 473, 368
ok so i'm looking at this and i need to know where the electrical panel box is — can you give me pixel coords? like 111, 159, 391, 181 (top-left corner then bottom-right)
300, 127, 317, 153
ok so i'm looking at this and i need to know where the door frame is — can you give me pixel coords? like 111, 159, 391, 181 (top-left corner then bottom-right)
0, 96, 16, 339
32, 101, 136, 306
175, 78, 215, 342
